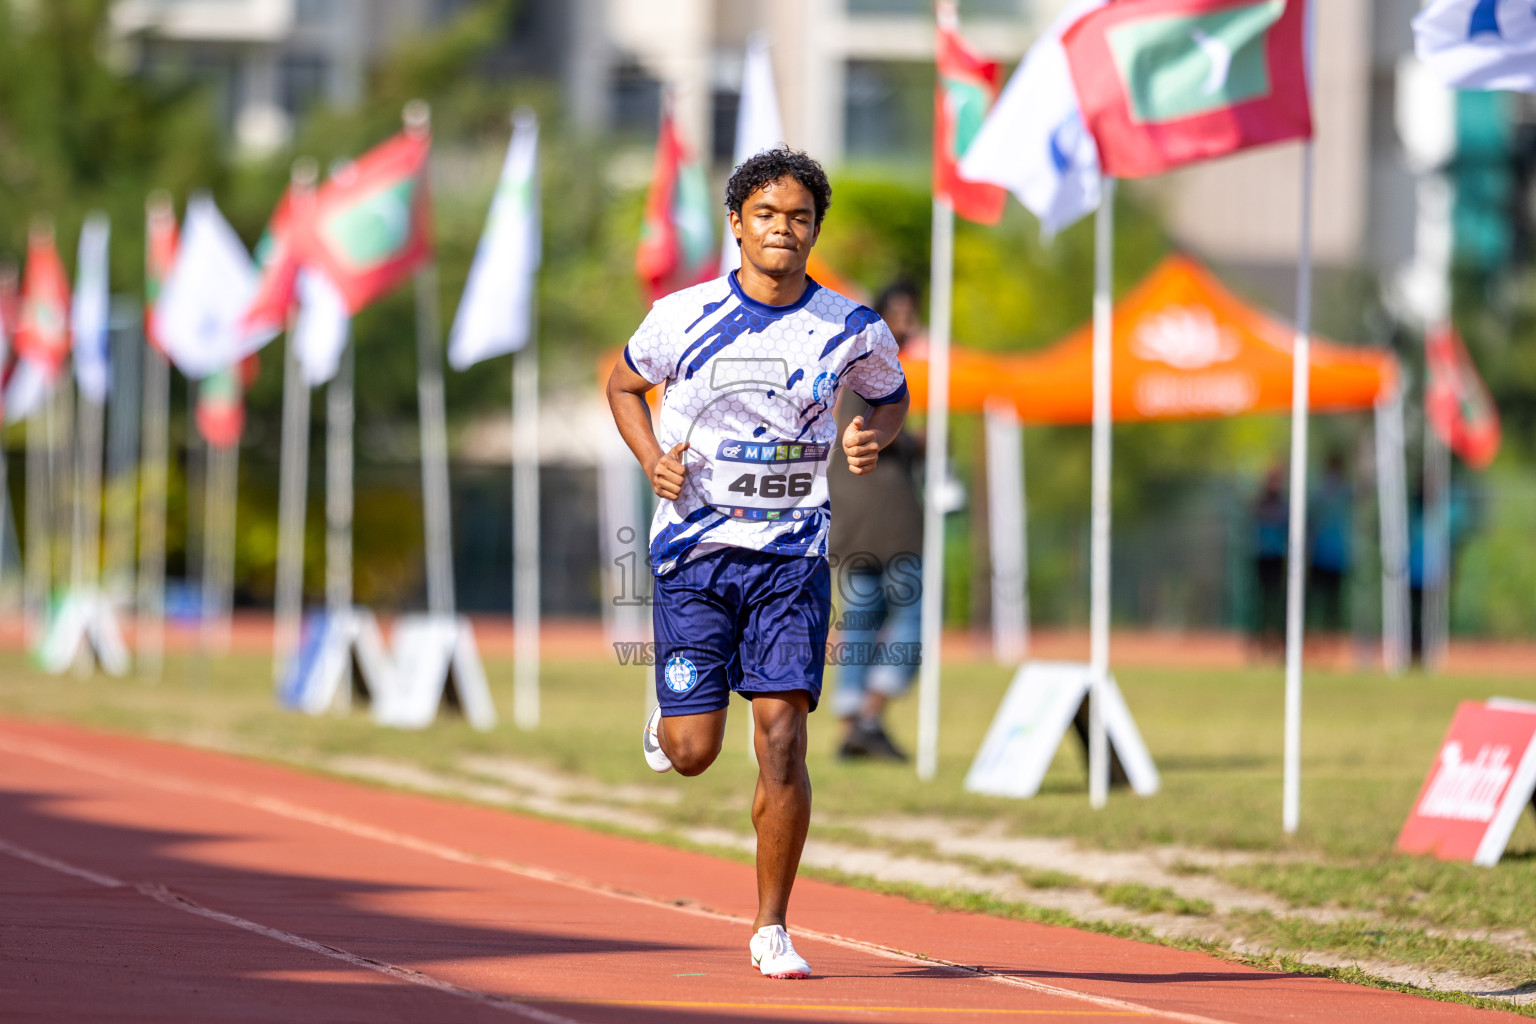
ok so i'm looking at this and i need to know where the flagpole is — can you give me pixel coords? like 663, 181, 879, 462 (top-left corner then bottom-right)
1282, 0, 1319, 837
408, 102, 456, 621
326, 336, 354, 710
512, 315, 540, 729
916, 196, 955, 782
273, 161, 319, 687
24, 407, 48, 647
103, 300, 142, 615
202, 436, 238, 656
1088, 176, 1116, 811
75, 377, 105, 660
137, 326, 171, 678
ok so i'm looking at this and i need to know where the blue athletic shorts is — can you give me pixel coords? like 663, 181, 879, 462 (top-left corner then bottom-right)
653, 547, 830, 717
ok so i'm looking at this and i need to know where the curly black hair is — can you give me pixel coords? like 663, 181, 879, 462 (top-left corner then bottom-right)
724, 147, 832, 229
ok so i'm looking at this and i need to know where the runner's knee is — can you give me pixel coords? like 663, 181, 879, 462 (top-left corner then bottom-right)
665, 730, 723, 776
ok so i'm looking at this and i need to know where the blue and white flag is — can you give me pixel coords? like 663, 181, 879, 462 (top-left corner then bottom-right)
293, 267, 352, 386
72, 213, 111, 405
721, 35, 786, 273
449, 110, 541, 370
958, 0, 1107, 238
1414, 0, 1536, 92
153, 194, 271, 379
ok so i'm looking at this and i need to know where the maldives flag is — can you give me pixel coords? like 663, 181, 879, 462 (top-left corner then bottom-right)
145, 194, 179, 354
15, 223, 71, 375
243, 187, 303, 337
1062, 0, 1312, 179
294, 129, 433, 314
1426, 322, 1501, 469
935, 4, 1007, 225
636, 106, 716, 303
196, 353, 259, 449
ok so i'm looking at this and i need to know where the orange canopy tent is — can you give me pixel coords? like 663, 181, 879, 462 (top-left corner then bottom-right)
903, 255, 1399, 422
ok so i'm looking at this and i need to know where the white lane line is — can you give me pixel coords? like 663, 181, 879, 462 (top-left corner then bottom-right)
0, 836, 586, 1024
0, 732, 1242, 1024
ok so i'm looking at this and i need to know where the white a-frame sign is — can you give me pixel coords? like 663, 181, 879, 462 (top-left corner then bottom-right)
965, 661, 1159, 799
279, 608, 396, 715
375, 614, 496, 730
38, 591, 130, 677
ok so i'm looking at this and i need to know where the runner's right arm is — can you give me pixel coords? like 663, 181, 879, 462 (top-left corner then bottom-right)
606, 360, 689, 500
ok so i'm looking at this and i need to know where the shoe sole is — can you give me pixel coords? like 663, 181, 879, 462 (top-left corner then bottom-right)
751, 959, 810, 979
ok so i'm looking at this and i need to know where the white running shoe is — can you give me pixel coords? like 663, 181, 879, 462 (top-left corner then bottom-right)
749, 925, 812, 979
642, 705, 673, 774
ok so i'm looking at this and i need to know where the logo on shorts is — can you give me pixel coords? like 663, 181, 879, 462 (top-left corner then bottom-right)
812, 371, 837, 404
664, 656, 699, 693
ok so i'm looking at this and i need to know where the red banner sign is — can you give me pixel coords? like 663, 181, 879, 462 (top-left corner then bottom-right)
1396, 700, 1536, 866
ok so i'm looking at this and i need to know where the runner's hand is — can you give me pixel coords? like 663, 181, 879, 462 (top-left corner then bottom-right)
650, 441, 690, 500
842, 416, 880, 475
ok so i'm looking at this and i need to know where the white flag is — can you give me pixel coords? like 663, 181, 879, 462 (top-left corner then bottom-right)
72, 213, 111, 405
1414, 0, 1536, 92
958, 0, 1107, 239
449, 110, 541, 370
293, 267, 352, 386
152, 194, 274, 379
721, 35, 786, 274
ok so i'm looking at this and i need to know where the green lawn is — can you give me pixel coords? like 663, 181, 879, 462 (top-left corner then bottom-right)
2, 648, 1533, 1002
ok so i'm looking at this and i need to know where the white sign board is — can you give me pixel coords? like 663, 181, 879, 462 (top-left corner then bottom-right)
279, 608, 394, 716
38, 590, 129, 677
965, 661, 1158, 799
373, 614, 496, 731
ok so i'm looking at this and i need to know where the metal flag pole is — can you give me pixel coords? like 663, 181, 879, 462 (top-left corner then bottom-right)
916, 195, 955, 781
201, 436, 238, 656
103, 299, 142, 613
54, 369, 75, 612
512, 309, 541, 729
414, 262, 455, 618
1281, 0, 1320, 836
1375, 390, 1411, 672
273, 161, 319, 687
325, 335, 355, 710
74, 372, 106, 672
1088, 177, 1116, 811
137, 330, 170, 678
24, 407, 49, 647
984, 398, 1027, 665
1422, 386, 1451, 671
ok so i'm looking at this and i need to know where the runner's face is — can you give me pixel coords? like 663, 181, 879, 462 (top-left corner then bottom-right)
732, 177, 819, 278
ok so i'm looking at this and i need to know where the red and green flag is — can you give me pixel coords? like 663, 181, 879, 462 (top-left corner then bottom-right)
243, 186, 302, 337
196, 352, 260, 449
934, 4, 1007, 225
15, 222, 71, 376
1062, 0, 1312, 179
636, 105, 716, 303
1426, 322, 1500, 470
294, 128, 433, 314
145, 194, 179, 354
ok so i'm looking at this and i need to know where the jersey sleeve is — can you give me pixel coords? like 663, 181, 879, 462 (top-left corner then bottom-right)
842, 318, 908, 406
623, 304, 673, 386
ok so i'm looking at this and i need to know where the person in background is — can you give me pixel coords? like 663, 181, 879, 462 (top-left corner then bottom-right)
1308, 451, 1352, 634
1250, 465, 1289, 660
827, 281, 925, 761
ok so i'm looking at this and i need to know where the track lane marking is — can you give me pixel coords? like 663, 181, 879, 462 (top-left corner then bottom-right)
555, 997, 1149, 1016
0, 837, 587, 1024
0, 731, 1244, 1024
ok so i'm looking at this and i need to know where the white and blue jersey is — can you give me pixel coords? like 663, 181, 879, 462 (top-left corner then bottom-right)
625, 271, 908, 577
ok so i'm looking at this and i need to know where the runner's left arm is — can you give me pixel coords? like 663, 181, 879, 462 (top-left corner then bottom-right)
840, 318, 910, 475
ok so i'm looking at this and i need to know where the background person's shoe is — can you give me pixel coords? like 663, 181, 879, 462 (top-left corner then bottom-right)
839, 719, 909, 762
642, 705, 672, 773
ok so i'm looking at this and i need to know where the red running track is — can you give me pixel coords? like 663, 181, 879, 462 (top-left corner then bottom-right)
0, 717, 1521, 1023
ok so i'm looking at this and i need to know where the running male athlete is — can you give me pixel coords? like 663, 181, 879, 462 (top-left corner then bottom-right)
606, 148, 910, 979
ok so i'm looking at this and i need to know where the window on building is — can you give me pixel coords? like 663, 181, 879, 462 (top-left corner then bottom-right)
844, 59, 932, 166
280, 53, 329, 119
611, 59, 662, 139
294, 0, 332, 24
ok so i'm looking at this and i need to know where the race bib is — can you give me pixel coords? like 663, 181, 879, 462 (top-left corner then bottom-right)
706, 438, 830, 520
